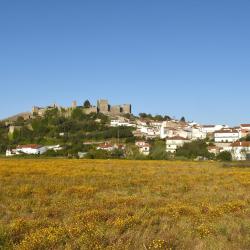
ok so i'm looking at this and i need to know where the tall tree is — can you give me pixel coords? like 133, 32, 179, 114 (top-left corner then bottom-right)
180, 116, 186, 123
83, 100, 91, 108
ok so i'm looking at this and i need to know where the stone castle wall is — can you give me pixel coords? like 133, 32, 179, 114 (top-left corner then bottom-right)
31, 99, 132, 117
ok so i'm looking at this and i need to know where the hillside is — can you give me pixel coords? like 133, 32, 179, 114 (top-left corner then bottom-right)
0, 107, 136, 157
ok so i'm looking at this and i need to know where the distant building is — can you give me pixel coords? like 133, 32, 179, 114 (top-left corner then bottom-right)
31, 99, 131, 118
214, 129, 239, 143
110, 119, 136, 127
230, 141, 250, 161
135, 141, 150, 155
6, 144, 47, 156
166, 136, 191, 153
96, 142, 125, 151
207, 146, 222, 155
96, 142, 115, 151
97, 99, 131, 115
240, 124, 250, 131
202, 125, 227, 134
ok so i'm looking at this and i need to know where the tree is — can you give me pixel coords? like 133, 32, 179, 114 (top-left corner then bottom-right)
139, 113, 152, 119
154, 115, 164, 121
240, 134, 250, 142
176, 140, 212, 159
180, 117, 186, 123
149, 140, 169, 160
83, 100, 91, 108
216, 151, 232, 161
71, 108, 86, 120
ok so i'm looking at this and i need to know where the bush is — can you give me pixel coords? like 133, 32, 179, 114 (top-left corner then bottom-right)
176, 140, 213, 159
149, 140, 169, 160
217, 151, 232, 161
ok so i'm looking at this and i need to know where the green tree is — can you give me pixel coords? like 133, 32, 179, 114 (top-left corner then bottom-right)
71, 108, 85, 120
83, 100, 91, 108
149, 140, 169, 160
176, 140, 212, 159
216, 151, 232, 161
180, 117, 186, 123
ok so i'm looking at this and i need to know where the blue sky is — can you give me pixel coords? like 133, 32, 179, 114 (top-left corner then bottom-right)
0, 0, 249, 125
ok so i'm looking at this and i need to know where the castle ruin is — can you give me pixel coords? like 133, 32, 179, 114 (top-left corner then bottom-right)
97, 99, 131, 115
32, 99, 132, 117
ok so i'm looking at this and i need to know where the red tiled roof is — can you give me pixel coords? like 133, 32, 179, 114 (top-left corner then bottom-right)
166, 136, 189, 140
231, 141, 250, 147
203, 125, 215, 128
240, 124, 250, 127
98, 144, 113, 148
214, 130, 238, 134
17, 144, 42, 149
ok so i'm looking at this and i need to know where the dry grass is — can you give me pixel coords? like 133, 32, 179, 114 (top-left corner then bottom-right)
0, 159, 249, 249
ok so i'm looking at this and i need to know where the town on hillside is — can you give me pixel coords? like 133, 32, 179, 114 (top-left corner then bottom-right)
1, 99, 250, 161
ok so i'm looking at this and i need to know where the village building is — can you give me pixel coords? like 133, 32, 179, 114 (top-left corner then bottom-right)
239, 129, 250, 139
96, 142, 125, 151
110, 119, 136, 127
202, 125, 227, 134
135, 141, 150, 155
96, 142, 115, 151
190, 126, 207, 140
166, 136, 191, 153
160, 126, 193, 140
6, 144, 47, 156
46, 145, 63, 151
240, 124, 250, 131
207, 145, 223, 155
132, 130, 144, 138
229, 141, 250, 161
214, 129, 239, 143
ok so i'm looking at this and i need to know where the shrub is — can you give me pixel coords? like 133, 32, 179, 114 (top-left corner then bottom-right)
217, 151, 232, 161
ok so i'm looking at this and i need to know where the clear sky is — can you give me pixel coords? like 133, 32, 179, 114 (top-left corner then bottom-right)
0, 0, 249, 125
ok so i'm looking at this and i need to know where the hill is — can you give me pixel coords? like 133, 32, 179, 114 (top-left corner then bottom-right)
0, 107, 136, 157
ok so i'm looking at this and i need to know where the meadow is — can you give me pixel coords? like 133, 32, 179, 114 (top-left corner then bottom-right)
0, 159, 249, 250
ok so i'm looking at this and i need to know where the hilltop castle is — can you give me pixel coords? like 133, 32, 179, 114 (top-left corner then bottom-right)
32, 99, 132, 117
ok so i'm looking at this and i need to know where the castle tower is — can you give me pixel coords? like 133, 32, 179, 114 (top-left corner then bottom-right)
72, 100, 77, 109
97, 99, 110, 113
121, 104, 132, 114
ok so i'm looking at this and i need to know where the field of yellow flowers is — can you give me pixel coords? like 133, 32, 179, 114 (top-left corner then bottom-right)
0, 159, 249, 249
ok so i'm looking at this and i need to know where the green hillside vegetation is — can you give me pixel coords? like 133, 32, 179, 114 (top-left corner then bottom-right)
0, 109, 230, 161
0, 108, 135, 157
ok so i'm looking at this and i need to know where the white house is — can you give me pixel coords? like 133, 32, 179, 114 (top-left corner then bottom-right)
135, 141, 150, 156
96, 142, 125, 151
230, 141, 250, 161
202, 125, 227, 134
6, 144, 47, 156
239, 129, 250, 139
190, 126, 207, 140
110, 119, 136, 127
46, 145, 63, 151
166, 136, 191, 153
240, 124, 250, 131
96, 142, 115, 151
160, 126, 192, 140
6, 149, 21, 157
207, 146, 223, 155
214, 129, 239, 143
139, 126, 160, 139
17, 144, 47, 155
160, 127, 177, 139
160, 121, 180, 139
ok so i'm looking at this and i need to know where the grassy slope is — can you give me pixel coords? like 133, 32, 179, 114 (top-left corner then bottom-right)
0, 159, 249, 249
